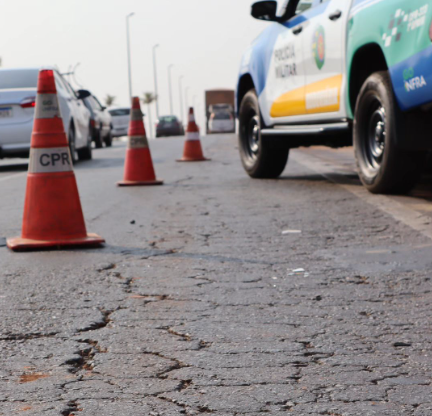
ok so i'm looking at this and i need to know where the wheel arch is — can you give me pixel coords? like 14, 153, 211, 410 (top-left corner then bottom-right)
348, 43, 389, 116
236, 74, 255, 116
69, 118, 75, 135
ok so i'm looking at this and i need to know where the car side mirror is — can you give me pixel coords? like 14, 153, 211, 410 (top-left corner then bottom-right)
251, 1, 279, 22
101, 106, 107, 111
77, 89, 91, 100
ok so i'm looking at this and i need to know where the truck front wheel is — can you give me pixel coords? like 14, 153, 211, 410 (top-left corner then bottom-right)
354, 71, 425, 194
238, 89, 289, 178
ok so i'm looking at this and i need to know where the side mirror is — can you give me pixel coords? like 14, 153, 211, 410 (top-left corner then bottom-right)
251, 1, 279, 22
101, 106, 107, 111
77, 89, 91, 100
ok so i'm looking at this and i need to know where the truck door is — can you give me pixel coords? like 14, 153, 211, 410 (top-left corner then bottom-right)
263, 1, 314, 123
302, 0, 352, 120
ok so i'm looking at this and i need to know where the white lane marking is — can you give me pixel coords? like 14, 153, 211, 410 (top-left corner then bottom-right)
293, 151, 432, 241
0, 172, 26, 183
366, 250, 393, 254
282, 229, 302, 235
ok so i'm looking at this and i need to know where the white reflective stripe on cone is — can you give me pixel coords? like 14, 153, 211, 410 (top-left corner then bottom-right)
35, 94, 61, 119
28, 148, 73, 173
186, 132, 200, 141
130, 109, 144, 121
128, 136, 149, 149
188, 114, 196, 123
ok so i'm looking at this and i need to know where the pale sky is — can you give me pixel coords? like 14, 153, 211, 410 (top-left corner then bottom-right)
0, 0, 267, 129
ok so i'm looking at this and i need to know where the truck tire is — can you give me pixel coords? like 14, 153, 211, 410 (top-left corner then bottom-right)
94, 127, 103, 148
104, 130, 113, 147
68, 126, 78, 164
354, 71, 425, 194
78, 133, 93, 161
238, 89, 289, 178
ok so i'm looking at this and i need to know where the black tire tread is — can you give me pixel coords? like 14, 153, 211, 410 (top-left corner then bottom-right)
239, 89, 289, 179
354, 71, 425, 194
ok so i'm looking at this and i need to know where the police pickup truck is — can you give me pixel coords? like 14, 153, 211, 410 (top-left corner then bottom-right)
237, 0, 432, 194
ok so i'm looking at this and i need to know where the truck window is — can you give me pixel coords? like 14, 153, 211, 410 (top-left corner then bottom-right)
277, 0, 289, 17
295, 0, 314, 15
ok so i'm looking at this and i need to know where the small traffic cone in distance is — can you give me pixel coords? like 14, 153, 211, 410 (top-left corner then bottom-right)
177, 107, 210, 162
117, 97, 163, 186
7, 69, 105, 251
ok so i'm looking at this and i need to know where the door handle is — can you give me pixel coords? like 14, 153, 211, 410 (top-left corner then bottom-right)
292, 25, 303, 35
329, 10, 342, 21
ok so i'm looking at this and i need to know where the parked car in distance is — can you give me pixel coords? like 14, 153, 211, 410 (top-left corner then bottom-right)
0, 67, 92, 162
81, 91, 112, 148
108, 107, 130, 138
156, 115, 184, 138
205, 89, 235, 134
209, 110, 235, 133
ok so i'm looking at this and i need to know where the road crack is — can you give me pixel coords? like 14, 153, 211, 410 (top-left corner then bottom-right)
61, 399, 82, 415
0, 332, 58, 341
78, 308, 115, 333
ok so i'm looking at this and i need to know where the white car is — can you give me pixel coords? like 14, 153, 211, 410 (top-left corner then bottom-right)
209, 111, 235, 133
0, 67, 92, 162
108, 107, 130, 138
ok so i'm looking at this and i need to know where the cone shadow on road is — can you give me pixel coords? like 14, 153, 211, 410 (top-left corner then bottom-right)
7, 243, 105, 253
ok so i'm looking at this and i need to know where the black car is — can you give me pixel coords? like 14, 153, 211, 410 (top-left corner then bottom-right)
156, 115, 184, 138
80, 90, 113, 148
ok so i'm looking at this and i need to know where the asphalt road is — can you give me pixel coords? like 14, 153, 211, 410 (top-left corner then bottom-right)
1, 135, 432, 415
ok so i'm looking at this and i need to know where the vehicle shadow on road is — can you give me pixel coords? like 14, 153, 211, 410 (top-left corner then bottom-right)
0, 163, 28, 172
279, 172, 363, 184
279, 173, 329, 182
281, 172, 432, 201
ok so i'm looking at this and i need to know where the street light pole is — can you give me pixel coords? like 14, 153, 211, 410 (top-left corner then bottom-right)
185, 87, 190, 114
71, 62, 82, 88
179, 76, 184, 123
126, 12, 135, 103
152, 44, 160, 119
168, 64, 174, 115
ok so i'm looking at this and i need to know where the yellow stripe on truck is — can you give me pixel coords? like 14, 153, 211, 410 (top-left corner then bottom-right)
270, 86, 306, 117
270, 74, 343, 118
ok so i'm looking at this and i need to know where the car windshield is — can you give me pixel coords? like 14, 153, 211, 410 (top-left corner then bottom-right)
109, 108, 130, 116
86, 96, 103, 111
0, 69, 38, 89
295, 0, 313, 14
214, 112, 231, 120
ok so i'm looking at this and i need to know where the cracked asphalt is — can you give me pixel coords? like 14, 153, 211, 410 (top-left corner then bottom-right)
1, 134, 432, 415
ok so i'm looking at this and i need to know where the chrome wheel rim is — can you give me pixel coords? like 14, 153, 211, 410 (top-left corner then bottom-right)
365, 99, 386, 171
247, 115, 260, 158
69, 130, 77, 161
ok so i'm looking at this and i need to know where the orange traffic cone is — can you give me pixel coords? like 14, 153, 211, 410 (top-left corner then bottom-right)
118, 97, 163, 186
177, 107, 210, 162
7, 70, 105, 251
